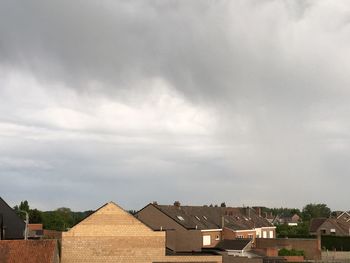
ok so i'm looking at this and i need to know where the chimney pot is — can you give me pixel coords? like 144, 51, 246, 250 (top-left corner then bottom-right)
174, 201, 181, 207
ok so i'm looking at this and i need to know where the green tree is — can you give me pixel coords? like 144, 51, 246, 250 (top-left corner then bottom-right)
302, 203, 331, 221
14, 200, 30, 220
19, 200, 30, 212
42, 211, 66, 231
276, 222, 310, 237
29, 209, 43, 223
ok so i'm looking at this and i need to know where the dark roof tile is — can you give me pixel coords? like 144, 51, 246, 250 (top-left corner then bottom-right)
153, 204, 273, 231
216, 239, 251, 250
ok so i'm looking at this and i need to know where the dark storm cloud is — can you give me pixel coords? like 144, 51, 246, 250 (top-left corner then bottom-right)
1, 0, 350, 210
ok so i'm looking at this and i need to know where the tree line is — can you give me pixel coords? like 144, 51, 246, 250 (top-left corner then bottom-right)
13, 200, 333, 234
14, 200, 94, 231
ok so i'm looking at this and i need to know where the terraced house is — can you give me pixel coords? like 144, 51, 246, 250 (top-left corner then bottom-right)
136, 202, 275, 253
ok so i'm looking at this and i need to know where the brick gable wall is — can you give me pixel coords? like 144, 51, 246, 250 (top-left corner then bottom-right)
61, 202, 221, 263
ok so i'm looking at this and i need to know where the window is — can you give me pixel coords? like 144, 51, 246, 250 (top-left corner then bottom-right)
215, 235, 220, 241
177, 216, 184, 221
248, 234, 254, 239
203, 216, 208, 220
321, 229, 326, 234
330, 229, 336, 235
263, 231, 267, 238
269, 230, 274, 238
203, 235, 211, 246
195, 216, 200, 221
237, 235, 243, 239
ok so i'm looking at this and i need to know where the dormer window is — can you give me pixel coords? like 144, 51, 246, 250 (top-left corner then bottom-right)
177, 216, 184, 221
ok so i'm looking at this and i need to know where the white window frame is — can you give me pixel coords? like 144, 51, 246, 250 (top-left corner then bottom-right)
263, 231, 267, 238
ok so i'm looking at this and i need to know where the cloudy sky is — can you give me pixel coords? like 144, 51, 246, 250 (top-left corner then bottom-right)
1, 0, 350, 211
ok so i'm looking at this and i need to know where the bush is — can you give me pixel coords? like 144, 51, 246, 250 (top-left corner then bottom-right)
278, 248, 305, 256
322, 236, 350, 251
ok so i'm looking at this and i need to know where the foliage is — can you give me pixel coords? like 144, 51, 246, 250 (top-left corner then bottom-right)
14, 200, 31, 220
29, 209, 43, 223
301, 203, 331, 221
220, 202, 226, 207
321, 236, 350, 251
276, 222, 310, 237
14, 200, 93, 231
263, 207, 301, 217
278, 248, 305, 256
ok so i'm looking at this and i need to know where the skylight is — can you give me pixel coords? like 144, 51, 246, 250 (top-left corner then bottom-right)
203, 216, 207, 220
195, 216, 200, 221
177, 215, 185, 221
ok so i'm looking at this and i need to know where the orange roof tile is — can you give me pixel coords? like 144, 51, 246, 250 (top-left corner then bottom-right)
0, 240, 57, 263
28, 224, 43, 231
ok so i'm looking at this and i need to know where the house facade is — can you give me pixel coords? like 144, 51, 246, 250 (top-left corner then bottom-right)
273, 214, 300, 226
28, 224, 44, 239
136, 202, 276, 252
309, 217, 350, 236
61, 202, 222, 263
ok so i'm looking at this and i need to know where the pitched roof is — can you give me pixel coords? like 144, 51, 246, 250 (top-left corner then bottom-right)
216, 239, 251, 251
0, 197, 25, 239
64, 202, 156, 237
309, 218, 327, 232
309, 218, 350, 235
28, 224, 43, 231
0, 240, 58, 263
151, 204, 273, 231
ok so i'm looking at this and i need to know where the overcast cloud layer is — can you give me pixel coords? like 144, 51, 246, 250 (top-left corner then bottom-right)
1, 0, 350, 211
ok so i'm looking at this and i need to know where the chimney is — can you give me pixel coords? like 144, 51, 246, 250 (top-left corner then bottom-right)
253, 207, 262, 217
221, 216, 225, 229
174, 201, 181, 208
152, 201, 158, 205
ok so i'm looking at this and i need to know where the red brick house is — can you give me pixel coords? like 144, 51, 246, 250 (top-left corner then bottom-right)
61, 202, 222, 263
136, 202, 276, 252
309, 217, 350, 236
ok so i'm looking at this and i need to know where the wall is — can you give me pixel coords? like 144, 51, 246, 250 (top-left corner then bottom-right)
202, 230, 222, 248
136, 204, 202, 252
255, 238, 321, 260
222, 228, 256, 245
317, 220, 347, 236
322, 251, 350, 261
281, 256, 304, 262
220, 252, 263, 263
61, 202, 221, 263
222, 227, 275, 247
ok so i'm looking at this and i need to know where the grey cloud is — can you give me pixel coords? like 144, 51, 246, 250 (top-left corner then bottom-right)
1, 0, 350, 210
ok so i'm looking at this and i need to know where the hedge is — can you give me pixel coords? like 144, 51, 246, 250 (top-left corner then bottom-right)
321, 235, 350, 251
